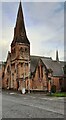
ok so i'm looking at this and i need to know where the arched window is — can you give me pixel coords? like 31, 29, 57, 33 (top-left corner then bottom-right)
25, 48, 29, 53
38, 66, 40, 78
41, 65, 43, 78
20, 47, 24, 52
7, 66, 10, 73
25, 48, 27, 52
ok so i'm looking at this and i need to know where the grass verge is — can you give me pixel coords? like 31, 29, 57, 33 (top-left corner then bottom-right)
47, 92, 66, 97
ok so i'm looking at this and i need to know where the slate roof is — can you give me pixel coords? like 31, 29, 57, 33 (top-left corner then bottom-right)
30, 55, 64, 77
30, 55, 52, 73
60, 61, 66, 68
41, 58, 64, 77
30, 56, 40, 73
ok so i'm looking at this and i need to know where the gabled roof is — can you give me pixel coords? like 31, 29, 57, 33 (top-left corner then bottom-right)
41, 57, 52, 70
30, 55, 52, 74
30, 55, 64, 77
41, 58, 64, 77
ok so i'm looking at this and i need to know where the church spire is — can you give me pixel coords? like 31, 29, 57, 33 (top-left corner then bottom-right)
11, 1, 30, 46
56, 50, 59, 61
14, 1, 26, 38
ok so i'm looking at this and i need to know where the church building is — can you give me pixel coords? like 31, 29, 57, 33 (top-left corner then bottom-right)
2, 2, 65, 93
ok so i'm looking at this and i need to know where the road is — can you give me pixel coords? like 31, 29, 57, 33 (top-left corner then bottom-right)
2, 90, 64, 118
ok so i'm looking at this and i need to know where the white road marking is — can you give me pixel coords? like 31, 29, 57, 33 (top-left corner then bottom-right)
10, 93, 16, 95
23, 98, 27, 99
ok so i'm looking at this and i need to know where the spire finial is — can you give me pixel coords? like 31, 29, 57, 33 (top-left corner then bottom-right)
56, 50, 59, 61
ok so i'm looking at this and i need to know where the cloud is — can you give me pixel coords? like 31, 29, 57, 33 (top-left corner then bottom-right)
24, 2, 64, 60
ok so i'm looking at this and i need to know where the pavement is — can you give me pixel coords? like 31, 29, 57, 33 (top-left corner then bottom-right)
1, 90, 65, 118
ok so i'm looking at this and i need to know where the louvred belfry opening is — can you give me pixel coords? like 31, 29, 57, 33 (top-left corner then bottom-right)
11, 1, 30, 46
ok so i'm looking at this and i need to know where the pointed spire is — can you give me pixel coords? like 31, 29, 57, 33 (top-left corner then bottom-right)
11, 1, 30, 46
56, 50, 59, 61
14, 1, 26, 38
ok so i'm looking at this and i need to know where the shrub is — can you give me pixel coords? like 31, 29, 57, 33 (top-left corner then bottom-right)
51, 85, 56, 93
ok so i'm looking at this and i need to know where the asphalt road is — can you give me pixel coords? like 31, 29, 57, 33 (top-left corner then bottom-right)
2, 90, 64, 118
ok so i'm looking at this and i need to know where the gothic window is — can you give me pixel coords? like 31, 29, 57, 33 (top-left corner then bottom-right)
25, 48, 29, 59
12, 73, 14, 87
25, 48, 29, 53
7, 66, 10, 73
41, 65, 43, 78
20, 47, 24, 53
38, 66, 40, 78
20, 47, 24, 57
25, 48, 27, 52
2, 72, 4, 78
21, 63, 23, 67
20, 47, 24, 52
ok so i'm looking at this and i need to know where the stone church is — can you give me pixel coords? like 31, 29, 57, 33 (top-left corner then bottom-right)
1, 2, 65, 93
